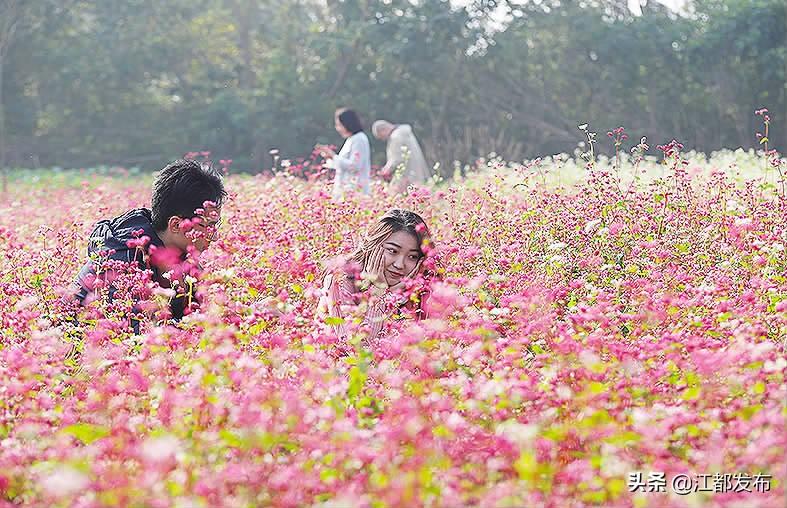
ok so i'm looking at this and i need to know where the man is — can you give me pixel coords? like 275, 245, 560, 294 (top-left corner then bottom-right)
371, 120, 431, 193
73, 159, 226, 324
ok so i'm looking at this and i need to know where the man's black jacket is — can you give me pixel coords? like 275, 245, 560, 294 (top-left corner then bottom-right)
74, 208, 189, 321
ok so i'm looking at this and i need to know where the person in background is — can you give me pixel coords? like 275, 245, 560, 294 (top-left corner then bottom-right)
371, 119, 430, 193
316, 108, 371, 199
72, 159, 226, 327
317, 209, 434, 355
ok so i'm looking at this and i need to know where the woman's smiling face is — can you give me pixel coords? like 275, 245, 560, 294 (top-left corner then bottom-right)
381, 230, 422, 287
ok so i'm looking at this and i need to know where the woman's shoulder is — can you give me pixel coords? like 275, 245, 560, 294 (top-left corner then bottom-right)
350, 131, 370, 145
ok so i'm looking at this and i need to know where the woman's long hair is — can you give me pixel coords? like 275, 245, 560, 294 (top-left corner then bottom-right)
319, 209, 435, 340
335, 108, 364, 135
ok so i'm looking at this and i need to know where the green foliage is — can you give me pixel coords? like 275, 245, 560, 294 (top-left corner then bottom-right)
60, 423, 110, 444
1, 0, 784, 171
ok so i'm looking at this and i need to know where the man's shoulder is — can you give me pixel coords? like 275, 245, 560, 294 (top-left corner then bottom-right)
391, 124, 414, 140
86, 207, 161, 261
109, 208, 163, 247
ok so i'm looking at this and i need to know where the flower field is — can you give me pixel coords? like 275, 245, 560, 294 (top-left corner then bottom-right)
0, 150, 785, 507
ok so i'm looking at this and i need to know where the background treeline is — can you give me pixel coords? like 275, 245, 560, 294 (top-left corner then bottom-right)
1, 0, 784, 173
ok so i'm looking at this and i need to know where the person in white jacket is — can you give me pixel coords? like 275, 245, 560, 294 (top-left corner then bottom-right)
372, 120, 431, 193
316, 108, 371, 199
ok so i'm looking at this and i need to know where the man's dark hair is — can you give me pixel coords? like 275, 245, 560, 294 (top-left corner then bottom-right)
335, 108, 364, 135
151, 159, 227, 231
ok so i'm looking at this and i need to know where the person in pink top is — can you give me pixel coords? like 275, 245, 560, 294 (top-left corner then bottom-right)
317, 209, 435, 355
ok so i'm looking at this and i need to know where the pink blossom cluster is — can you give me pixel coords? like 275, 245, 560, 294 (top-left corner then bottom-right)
0, 166, 785, 508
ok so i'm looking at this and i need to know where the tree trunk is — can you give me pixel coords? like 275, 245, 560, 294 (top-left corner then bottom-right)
229, 0, 255, 89
0, 2, 23, 195
0, 57, 6, 196
0, 28, 15, 195
327, 39, 359, 99
0, 49, 5, 163
782, 51, 787, 150
430, 50, 462, 148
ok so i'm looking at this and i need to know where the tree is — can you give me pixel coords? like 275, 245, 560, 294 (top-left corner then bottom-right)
0, 0, 27, 191
2, 0, 784, 172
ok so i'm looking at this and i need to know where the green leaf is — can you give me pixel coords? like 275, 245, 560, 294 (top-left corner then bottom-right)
167, 480, 184, 496
608, 477, 626, 499
418, 466, 433, 487
324, 316, 345, 326
320, 468, 339, 483
432, 425, 454, 438
588, 381, 607, 394
61, 423, 110, 444
370, 470, 389, 488
219, 429, 244, 448
682, 386, 700, 400
348, 366, 367, 400
514, 451, 537, 481
202, 372, 219, 387
739, 404, 763, 420
582, 490, 607, 504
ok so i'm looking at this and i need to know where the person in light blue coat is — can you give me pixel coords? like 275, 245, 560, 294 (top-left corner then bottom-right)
316, 108, 371, 199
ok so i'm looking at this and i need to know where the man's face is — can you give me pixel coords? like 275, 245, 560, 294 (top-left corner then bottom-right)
375, 126, 392, 141
170, 204, 222, 254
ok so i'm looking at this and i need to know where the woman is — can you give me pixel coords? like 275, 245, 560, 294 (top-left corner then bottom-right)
316, 108, 371, 198
317, 209, 434, 354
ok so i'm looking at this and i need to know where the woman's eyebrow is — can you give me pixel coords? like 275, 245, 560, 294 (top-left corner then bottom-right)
383, 241, 401, 249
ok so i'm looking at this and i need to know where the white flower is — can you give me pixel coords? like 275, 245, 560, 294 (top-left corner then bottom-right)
584, 219, 602, 234
479, 379, 504, 399
630, 408, 650, 425
153, 286, 176, 299
579, 351, 603, 372
734, 217, 752, 227
763, 357, 786, 373
313, 498, 360, 508
216, 268, 236, 281
41, 466, 89, 497
446, 412, 466, 429
548, 242, 567, 251
599, 444, 629, 477
141, 435, 180, 463
495, 420, 539, 447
